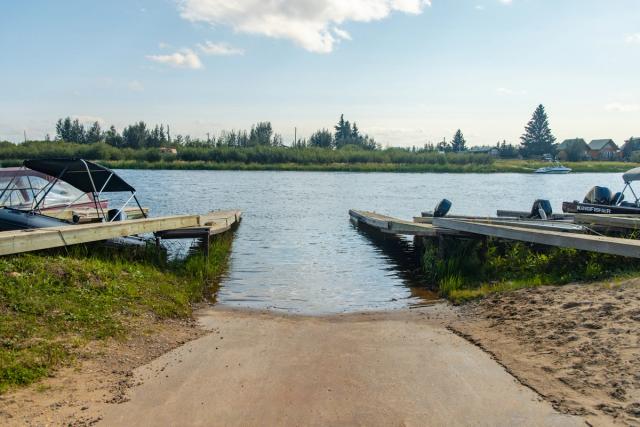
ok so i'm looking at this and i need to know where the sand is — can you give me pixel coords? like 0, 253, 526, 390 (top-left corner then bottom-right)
451, 278, 640, 426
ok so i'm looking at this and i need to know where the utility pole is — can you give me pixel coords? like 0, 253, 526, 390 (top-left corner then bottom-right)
23, 130, 27, 143
294, 127, 297, 146
167, 125, 171, 143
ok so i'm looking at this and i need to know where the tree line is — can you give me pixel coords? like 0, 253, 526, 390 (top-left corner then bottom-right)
26, 105, 566, 161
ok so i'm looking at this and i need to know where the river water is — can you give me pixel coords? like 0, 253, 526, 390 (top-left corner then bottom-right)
117, 170, 623, 314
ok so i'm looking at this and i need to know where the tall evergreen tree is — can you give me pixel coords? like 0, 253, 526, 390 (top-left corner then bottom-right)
520, 104, 556, 157
334, 114, 346, 141
351, 122, 360, 139
451, 129, 466, 152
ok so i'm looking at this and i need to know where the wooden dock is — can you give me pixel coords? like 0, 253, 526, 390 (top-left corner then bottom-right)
0, 210, 241, 256
351, 209, 640, 258
349, 210, 461, 237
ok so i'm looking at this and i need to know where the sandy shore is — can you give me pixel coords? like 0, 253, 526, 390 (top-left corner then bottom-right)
451, 278, 640, 426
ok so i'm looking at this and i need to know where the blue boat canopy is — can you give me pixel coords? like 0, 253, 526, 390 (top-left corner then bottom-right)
23, 159, 135, 194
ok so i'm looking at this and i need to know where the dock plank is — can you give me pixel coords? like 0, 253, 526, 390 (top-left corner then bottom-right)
432, 218, 640, 258
0, 210, 241, 256
573, 214, 640, 230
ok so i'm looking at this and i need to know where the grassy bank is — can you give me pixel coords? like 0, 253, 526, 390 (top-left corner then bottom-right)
1, 141, 636, 172
422, 237, 640, 303
3, 158, 634, 173
0, 235, 233, 393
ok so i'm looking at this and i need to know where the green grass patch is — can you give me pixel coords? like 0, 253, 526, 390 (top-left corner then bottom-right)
422, 237, 640, 304
0, 234, 233, 393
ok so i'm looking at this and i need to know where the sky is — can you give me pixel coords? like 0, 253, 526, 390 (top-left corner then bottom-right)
1, 0, 639, 147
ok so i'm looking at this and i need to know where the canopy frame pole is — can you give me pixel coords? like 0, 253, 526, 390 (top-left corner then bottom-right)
108, 192, 136, 222
97, 173, 114, 198
133, 194, 147, 218
33, 166, 68, 212
0, 172, 20, 206
629, 183, 640, 205
81, 159, 107, 221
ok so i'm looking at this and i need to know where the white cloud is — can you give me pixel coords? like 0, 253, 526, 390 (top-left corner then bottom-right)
128, 80, 144, 92
197, 41, 245, 56
158, 42, 171, 49
626, 33, 640, 44
177, 0, 431, 53
475, 5, 485, 11
146, 49, 203, 69
499, 0, 512, 4
605, 102, 640, 113
497, 87, 526, 96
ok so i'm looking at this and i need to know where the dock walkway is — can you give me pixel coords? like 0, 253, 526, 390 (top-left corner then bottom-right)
0, 210, 241, 256
350, 209, 640, 258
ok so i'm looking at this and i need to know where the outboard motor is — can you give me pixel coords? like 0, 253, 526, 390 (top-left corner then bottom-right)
611, 192, 624, 206
433, 199, 452, 218
107, 208, 127, 222
583, 186, 612, 205
529, 199, 552, 220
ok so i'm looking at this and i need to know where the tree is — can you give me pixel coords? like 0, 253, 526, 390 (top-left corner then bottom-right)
69, 119, 85, 144
122, 121, 148, 149
85, 121, 103, 144
249, 122, 273, 146
351, 122, 360, 139
520, 104, 556, 157
55, 117, 73, 141
437, 138, 449, 152
309, 129, 334, 149
104, 125, 123, 147
451, 129, 466, 152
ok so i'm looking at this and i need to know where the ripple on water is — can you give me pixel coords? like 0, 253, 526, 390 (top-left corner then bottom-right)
115, 170, 622, 314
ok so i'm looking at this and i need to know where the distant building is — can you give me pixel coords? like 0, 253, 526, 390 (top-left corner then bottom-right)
588, 139, 619, 160
557, 138, 590, 161
468, 146, 500, 157
622, 137, 640, 158
159, 147, 177, 155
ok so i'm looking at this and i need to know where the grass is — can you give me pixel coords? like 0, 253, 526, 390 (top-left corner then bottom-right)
92, 159, 638, 173
422, 237, 640, 304
0, 234, 233, 393
99, 159, 640, 173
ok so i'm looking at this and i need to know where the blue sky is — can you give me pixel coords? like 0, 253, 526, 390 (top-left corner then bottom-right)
1, 0, 639, 146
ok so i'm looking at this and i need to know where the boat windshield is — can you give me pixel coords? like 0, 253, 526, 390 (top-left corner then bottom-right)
0, 175, 92, 210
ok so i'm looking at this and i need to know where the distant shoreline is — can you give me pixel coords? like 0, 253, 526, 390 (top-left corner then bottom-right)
1, 158, 636, 173
98, 159, 637, 173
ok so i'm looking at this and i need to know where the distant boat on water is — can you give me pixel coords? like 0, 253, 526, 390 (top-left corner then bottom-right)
534, 161, 572, 174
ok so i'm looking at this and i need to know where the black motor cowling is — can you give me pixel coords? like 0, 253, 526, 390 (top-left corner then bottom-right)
583, 186, 612, 205
611, 192, 624, 205
529, 199, 552, 219
433, 199, 452, 218
107, 208, 127, 222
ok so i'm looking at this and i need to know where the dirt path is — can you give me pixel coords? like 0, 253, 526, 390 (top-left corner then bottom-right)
99, 306, 581, 427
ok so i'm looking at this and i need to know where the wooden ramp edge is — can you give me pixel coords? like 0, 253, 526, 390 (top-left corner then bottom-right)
0, 210, 242, 256
433, 218, 640, 258
349, 210, 467, 237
